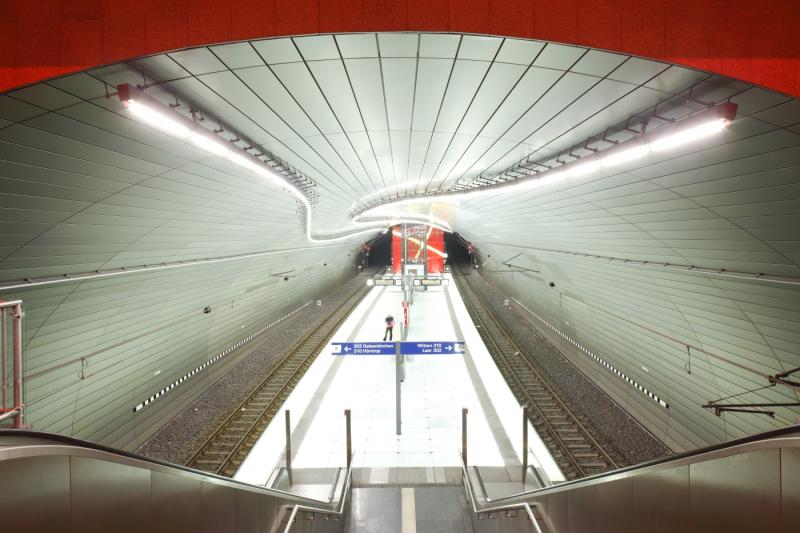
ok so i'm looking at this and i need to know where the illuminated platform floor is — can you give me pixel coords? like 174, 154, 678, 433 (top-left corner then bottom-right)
235, 274, 563, 486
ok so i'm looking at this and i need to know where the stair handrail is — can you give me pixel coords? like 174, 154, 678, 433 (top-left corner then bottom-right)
0, 429, 345, 510
460, 452, 544, 533
461, 424, 800, 507
282, 453, 354, 533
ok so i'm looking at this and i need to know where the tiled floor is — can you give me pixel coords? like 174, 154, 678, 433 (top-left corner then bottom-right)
345, 487, 473, 533
235, 275, 563, 486
346, 488, 402, 533
292, 283, 505, 469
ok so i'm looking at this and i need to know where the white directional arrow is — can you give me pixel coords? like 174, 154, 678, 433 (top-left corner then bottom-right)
445, 345, 453, 351
345, 346, 352, 352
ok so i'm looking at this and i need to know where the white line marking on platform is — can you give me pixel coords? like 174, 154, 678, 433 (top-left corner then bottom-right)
402, 487, 416, 533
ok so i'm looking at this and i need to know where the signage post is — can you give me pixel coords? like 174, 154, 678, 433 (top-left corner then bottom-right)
395, 340, 402, 436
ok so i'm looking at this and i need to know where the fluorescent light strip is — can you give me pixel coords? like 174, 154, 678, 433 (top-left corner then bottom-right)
119, 84, 437, 244
354, 104, 736, 221
132, 300, 312, 413
121, 85, 733, 253
650, 119, 728, 152
353, 212, 454, 234
511, 296, 669, 409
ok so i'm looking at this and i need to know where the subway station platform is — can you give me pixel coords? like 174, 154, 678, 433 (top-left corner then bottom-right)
235, 274, 563, 489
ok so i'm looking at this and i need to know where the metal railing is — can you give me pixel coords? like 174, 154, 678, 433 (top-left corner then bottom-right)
460, 424, 800, 533
279, 407, 355, 532
459, 403, 547, 531
0, 300, 23, 428
460, 404, 557, 493
0, 430, 353, 533
282, 459, 354, 533
461, 452, 545, 533
268, 466, 344, 503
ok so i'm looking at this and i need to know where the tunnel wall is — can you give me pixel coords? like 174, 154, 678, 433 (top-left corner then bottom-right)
453, 87, 800, 451
0, 60, 369, 448
1, 0, 799, 97
467, 240, 800, 453
8, 248, 358, 451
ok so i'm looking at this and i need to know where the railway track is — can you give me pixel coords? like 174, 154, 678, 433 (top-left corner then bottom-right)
452, 265, 619, 480
186, 285, 369, 477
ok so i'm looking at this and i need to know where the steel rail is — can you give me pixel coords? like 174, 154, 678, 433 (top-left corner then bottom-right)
185, 284, 369, 476
453, 265, 618, 478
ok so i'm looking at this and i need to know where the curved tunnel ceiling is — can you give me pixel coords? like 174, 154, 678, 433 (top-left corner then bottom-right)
0, 39, 740, 227
1, 33, 798, 281
1, 33, 799, 451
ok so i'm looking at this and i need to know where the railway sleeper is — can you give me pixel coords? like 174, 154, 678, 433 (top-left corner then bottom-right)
554, 427, 579, 433
192, 462, 223, 470
579, 462, 609, 469
565, 443, 592, 450
572, 452, 603, 460
201, 450, 233, 457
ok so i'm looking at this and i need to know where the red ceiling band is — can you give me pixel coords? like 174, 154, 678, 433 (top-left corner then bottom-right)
1, 1, 798, 96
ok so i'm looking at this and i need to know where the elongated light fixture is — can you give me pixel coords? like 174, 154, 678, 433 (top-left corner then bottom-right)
117, 83, 401, 243
355, 102, 738, 220
119, 84, 736, 236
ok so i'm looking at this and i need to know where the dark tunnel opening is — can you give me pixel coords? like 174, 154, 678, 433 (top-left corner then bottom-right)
445, 232, 473, 267
362, 231, 391, 270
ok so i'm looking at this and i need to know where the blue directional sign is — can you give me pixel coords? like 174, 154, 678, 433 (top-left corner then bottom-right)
333, 341, 465, 356
332, 342, 396, 355
400, 341, 465, 355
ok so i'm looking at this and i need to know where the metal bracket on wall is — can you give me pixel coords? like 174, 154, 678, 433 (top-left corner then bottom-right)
685, 345, 692, 374
768, 367, 800, 388
703, 379, 800, 417
118, 67, 319, 204
702, 400, 800, 418
493, 252, 541, 275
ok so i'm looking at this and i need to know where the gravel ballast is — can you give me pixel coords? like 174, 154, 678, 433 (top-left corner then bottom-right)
138, 264, 670, 469
463, 268, 672, 467
136, 272, 369, 464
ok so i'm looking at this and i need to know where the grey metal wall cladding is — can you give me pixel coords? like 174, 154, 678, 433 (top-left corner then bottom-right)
474, 250, 800, 451
456, 121, 800, 451
10, 248, 357, 449
0, 50, 372, 448
3, 33, 800, 452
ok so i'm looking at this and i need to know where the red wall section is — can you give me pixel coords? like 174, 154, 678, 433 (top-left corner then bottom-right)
391, 225, 403, 274
391, 225, 446, 274
426, 228, 445, 275
1, 1, 798, 97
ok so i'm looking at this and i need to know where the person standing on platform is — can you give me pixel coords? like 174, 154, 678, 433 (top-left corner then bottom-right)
383, 314, 395, 341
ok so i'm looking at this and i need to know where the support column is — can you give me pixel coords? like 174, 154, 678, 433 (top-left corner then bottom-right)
285, 410, 292, 486
522, 405, 529, 485
345, 409, 352, 467
396, 341, 402, 435
462, 407, 468, 466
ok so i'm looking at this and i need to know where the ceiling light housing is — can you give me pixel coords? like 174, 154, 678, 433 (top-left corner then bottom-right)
354, 102, 738, 220
117, 83, 400, 242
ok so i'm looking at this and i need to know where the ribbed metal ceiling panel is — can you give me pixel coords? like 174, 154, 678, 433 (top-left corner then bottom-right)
1, 33, 797, 451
